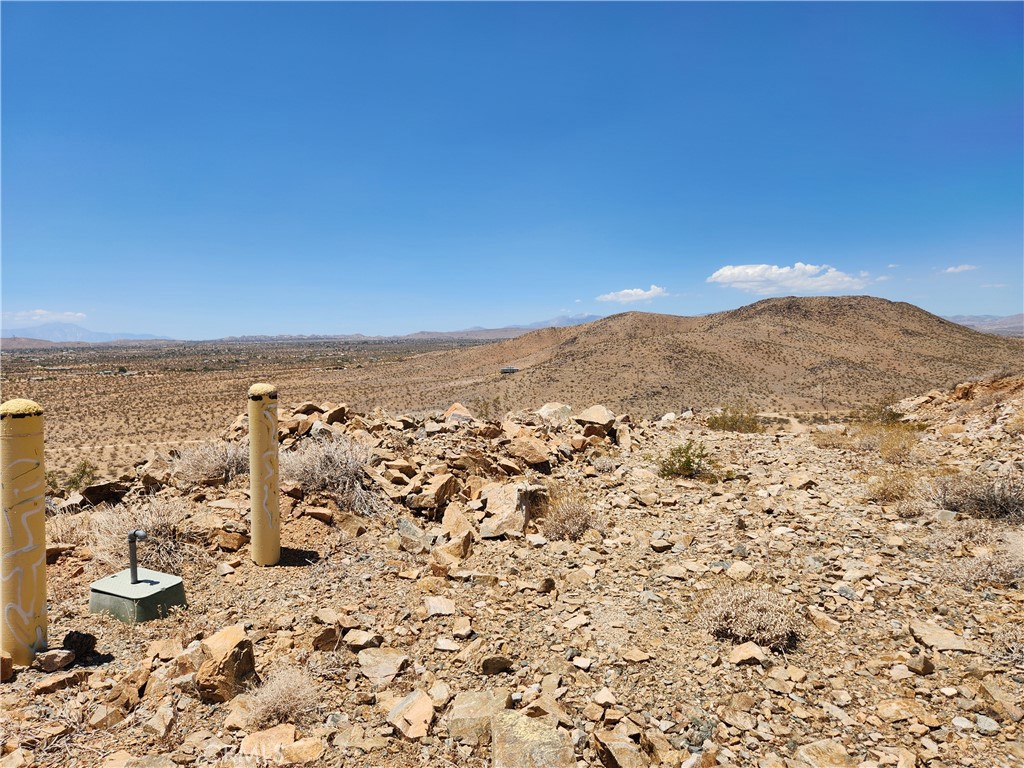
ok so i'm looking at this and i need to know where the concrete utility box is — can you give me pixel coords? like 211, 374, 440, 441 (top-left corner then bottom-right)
89, 567, 186, 624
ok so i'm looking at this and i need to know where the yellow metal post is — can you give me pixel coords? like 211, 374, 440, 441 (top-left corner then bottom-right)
0, 399, 48, 664
248, 384, 280, 566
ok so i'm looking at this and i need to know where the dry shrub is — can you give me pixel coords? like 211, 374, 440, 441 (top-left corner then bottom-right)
948, 555, 1024, 589
280, 435, 380, 515
810, 429, 852, 450
248, 666, 322, 728
991, 624, 1024, 666
877, 428, 919, 464
49, 497, 211, 575
926, 520, 1024, 588
865, 468, 920, 503
541, 483, 595, 542
1006, 410, 1024, 437
926, 519, 1001, 552
171, 441, 248, 488
933, 472, 1024, 521
591, 456, 617, 474
695, 585, 801, 650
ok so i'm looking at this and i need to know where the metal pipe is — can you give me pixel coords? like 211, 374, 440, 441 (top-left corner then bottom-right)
128, 529, 147, 584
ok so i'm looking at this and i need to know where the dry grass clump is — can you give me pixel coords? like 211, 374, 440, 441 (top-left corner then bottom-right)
695, 585, 801, 650
48, 497, 210, 575
991, 624, 1024, 666
933, 472, 1024, 521
170, 441, 248, 488
540, 482, 596, 542
248, 665, 322, 728
810, 428, 851, 450
1006, 410, 1024, 437
706, 404, 764, 434
865, 468, 920, 503
281, 435, 380, 515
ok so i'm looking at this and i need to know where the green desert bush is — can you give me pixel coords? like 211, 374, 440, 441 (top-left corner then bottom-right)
659, 440, 714, 480
65, 460, 100, 492
706, 404, 764, 434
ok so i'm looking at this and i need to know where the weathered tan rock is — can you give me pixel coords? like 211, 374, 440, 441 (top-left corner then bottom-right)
536, 403, 573, 425
447, 689, 513, 745
509, 437, 550, 466
423, 595, 456, 617
1, 651, 12, 682
910, 620, 984, 653
595, 729, 650, 768
480, 482, 538, 539
195, 624, 256, 703
432, 529, 474, 566
409, 473, 459, 509
387, 689, 434, 739
88, 703, 125, 730
490, 710, 575, 768
444, 403, 475, 424
728, 641, 767, 665
143, 701, 176, 738
240, 724, 295, 760
280, 738, 326, 764
357, 647, 408, 685
576, 405, 616, 431
792, 739, 858, 767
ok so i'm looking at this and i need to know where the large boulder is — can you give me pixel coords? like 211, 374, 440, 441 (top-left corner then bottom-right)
575, 405, 616, 433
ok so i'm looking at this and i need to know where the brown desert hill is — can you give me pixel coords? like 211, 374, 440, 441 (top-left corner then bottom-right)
366, 296, 1023, 417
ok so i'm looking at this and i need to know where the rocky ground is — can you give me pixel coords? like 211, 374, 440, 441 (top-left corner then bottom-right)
1, 375, 1022, 768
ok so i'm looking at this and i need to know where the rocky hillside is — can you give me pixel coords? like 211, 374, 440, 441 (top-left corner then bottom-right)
354, 296, 1024, 418
2, 373, 1022, 767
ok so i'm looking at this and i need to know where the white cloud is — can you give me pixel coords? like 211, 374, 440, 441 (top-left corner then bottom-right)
706, 262, 870, 295
887, 264, 899, 269
596, 285, 668, 303
943, 264, 977, 274
1, 309, 87, 327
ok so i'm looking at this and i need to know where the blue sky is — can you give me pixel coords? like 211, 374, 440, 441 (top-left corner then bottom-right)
2, 2, 1021, 339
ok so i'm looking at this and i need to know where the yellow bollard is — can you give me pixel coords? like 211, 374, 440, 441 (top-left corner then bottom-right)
248, 384, 280, 566
0, 399, 48, 664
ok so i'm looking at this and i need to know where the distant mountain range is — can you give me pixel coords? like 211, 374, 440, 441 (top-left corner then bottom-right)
942, 314, 1023, 337
2, 311, 1021, 346
0, 322, 170, 343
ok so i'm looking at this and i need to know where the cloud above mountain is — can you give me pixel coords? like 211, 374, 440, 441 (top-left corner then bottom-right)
707, 263, 870, 295
596, 285, 668, 303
